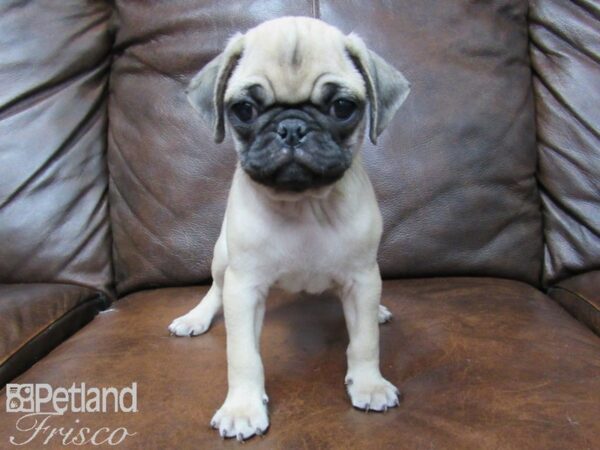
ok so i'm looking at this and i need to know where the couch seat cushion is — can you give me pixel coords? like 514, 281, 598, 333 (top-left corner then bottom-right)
0, 284, 106, 387
1, 278, 599, 449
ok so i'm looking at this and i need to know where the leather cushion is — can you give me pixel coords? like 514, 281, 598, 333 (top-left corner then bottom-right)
0, 1, 115, 296
108, 0, 542, 295
322, 0, 543, 291
1, 279, 598, 448
0, 284, 107, 387
108, 1, 316, 295
529, 0, 600, 284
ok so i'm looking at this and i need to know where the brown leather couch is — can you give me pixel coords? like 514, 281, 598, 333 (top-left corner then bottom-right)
1, 1, 599, 448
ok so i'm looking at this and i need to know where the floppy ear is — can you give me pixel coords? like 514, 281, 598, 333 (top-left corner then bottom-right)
345, 34, 411, 145
186, 33, 244, 143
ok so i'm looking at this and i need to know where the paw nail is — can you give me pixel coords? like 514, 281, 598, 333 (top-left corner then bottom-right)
210, 420, 217, 429
365, 403, 370, 413
256, 428, 262, 436
237, 433, 244, 442
345, 378, 353, 386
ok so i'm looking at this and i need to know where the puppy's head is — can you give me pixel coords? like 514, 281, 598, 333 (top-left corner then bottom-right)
187, 17, 410, 193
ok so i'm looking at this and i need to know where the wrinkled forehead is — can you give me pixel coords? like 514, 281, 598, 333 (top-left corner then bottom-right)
225, 19, 365, 104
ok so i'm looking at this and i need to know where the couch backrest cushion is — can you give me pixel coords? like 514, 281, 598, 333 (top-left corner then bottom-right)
529, 0, 600, 285
108, 0, 543, 295
322, 0, 543, 286
0, 0, 114, 296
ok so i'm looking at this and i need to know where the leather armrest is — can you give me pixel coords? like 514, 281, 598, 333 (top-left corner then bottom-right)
548, 271, 600, 336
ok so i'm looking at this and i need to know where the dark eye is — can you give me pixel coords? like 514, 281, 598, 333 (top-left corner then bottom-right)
330, 99, 357, 120
231, 101, 257, 122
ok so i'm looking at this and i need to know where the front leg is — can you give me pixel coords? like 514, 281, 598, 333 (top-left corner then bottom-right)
211, 267, 269, 441
341, 265, 400, 412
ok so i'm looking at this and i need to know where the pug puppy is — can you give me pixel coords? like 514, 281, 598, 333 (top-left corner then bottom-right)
169, 16, 410, 441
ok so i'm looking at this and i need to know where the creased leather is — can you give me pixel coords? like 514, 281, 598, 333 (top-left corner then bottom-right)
0, 0, 115, 297
529, 0, 600, 285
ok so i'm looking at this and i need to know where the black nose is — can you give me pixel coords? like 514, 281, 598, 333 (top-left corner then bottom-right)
276, 119, 308, 147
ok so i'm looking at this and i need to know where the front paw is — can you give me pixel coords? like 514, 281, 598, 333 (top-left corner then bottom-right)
345, 373, 400, 412
168, 312, 211, 336
211, 393, 269, 441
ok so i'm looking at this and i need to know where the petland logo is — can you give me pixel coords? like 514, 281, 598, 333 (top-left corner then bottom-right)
5, 383, 137, 446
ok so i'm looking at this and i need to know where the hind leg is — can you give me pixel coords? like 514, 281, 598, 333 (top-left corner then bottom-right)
169, 223, 228, 337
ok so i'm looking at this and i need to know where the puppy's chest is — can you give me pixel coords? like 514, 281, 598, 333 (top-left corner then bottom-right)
236, 188, 381, 294
269, 226, 355, 294
274, 270, 335, 294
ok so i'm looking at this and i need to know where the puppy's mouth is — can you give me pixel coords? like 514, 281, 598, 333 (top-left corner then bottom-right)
241, 143, 352, 192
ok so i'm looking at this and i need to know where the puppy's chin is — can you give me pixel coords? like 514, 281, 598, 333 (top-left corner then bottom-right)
255, 179, 336, 202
